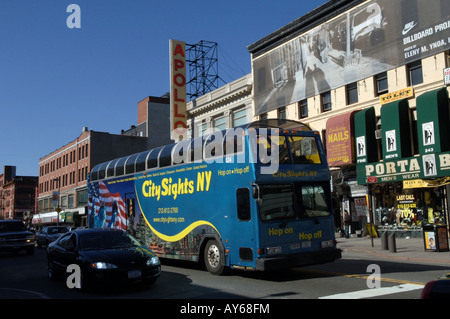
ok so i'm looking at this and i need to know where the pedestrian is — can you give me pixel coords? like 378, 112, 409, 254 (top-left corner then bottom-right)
343, 210, 351, 238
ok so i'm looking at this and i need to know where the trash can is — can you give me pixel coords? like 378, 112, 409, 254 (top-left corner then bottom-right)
423, 225, 449, 252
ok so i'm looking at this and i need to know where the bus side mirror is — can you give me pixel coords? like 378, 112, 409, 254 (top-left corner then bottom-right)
252, 184, 259, 199
252, 184, 262, 205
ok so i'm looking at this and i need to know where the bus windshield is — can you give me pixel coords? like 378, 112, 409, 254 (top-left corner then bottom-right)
255, 134, 321, 165
259, 183, 331, 221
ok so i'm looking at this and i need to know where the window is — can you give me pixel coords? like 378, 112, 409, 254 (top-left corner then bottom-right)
408, 60, 423, 86
233, 108, 247, 126
299, 99, 308, 118
375, 72, 388, 96
346, 82, 358, 105
322, 91, 332, 112
213, 115, 226, 132
236, 188, 251, 221
198, 121, 208, 137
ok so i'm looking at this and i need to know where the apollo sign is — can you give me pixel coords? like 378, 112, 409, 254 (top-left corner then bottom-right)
170, 39, 187, 142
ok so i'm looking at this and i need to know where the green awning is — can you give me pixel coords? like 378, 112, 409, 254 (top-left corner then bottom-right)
354, 106, 377, 164
416, 87, 450, 154
381, 98, 412, 160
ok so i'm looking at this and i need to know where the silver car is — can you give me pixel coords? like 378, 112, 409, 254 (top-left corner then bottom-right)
36, 226, 69, 247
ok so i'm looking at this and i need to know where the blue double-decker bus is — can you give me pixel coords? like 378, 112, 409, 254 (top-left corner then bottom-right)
87, 119, 341, 274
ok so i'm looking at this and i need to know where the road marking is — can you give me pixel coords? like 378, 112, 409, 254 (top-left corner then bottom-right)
319, 284, 424, 299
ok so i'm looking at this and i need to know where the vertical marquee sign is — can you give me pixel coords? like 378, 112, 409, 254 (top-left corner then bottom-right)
170, 39, 187, 142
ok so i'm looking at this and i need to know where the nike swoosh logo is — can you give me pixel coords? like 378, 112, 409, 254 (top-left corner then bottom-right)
402, 23, 417, 35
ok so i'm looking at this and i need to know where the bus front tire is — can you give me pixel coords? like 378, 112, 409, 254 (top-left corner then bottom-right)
204, 240, 225, 275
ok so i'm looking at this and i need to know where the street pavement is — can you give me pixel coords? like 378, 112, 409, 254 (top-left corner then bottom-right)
336, 233, 450, 266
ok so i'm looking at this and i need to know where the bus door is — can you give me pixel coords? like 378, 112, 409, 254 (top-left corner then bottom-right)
229, 187, 257, 269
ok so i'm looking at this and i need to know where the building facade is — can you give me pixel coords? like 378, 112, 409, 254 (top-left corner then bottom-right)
248, 0, 450, 239
187, 74, 252, 137
36, 129, 151, 227
0, 165, 38, 222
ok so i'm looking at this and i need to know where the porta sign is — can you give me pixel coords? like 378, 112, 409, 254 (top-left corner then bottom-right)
170, 39, 187, 141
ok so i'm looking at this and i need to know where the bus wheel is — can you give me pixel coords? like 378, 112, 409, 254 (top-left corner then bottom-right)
204, 240, 224, 275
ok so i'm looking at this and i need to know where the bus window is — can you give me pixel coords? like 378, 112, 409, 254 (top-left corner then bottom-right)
106, 159, 120, 177
97, 162, 109, 180
159, 145, 173, 168
236, 188, 251, 221
125, 153, 140, 175
115, 156, 129, 177
270, 135, 291, 164
135, 151, 148, 172
147, 147, 163, 169
90, 164, 101, 181
259, 185, 296, 221
300, 185, 330, 217
289, 136, 321, 164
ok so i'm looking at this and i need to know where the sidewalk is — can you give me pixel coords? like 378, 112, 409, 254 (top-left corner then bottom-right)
336, 234, 450, 266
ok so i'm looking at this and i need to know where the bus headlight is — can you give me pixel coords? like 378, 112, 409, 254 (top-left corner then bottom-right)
266, 246, 282, 255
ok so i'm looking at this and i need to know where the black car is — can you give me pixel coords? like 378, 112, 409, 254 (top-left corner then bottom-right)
0, 220, 35, 255
47, 228, 161, 290
36, 226, 70, 247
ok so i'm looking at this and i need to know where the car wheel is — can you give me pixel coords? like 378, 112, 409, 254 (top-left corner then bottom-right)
204, 240, 225, 275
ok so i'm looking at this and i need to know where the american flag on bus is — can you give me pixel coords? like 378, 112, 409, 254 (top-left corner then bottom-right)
88, 181, 127, 230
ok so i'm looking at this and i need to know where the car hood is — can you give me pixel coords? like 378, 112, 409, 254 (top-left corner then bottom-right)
80, 246, 157, 267
0, 230, 34, 237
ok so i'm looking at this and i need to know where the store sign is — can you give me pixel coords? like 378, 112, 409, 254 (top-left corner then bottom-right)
252, 0, 450, 116
357, 151, 450, 184
170, 39, 187, 142
444, 67, 450, 85
326, 111, 355, 167
379, 87, 414, 105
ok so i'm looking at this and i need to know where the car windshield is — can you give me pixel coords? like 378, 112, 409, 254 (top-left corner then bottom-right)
48, 227, 69, 234
0, 221, 27, 232
78, 231, 141, 250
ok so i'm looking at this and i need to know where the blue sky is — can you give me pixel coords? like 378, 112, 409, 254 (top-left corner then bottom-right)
0, 0, 327, 176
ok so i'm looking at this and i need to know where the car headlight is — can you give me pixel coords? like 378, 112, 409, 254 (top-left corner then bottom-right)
146, 256, 160, 267
90, 262, 118, 269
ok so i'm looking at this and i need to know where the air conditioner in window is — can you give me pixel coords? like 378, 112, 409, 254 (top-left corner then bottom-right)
375, 129, 382, 140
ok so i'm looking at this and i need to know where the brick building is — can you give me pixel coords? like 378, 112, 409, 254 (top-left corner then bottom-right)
36, 128, 151, 227
0, 165, 38, 222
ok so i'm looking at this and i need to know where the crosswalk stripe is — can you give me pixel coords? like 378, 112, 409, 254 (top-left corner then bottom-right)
319, 284, 424, 299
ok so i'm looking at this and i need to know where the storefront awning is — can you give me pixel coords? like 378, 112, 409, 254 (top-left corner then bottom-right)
354, 106, 377, 164
380, 98, 412, 160
416, 87, 450, 154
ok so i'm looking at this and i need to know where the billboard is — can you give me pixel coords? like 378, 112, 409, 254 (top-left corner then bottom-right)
170, 39, 187, 141
252, 0, 450, 116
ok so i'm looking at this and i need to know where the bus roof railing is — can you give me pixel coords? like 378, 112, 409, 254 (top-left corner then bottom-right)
241, 119, 312, 131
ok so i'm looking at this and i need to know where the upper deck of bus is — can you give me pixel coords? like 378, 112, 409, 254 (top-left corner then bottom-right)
89, 119, 329, 183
